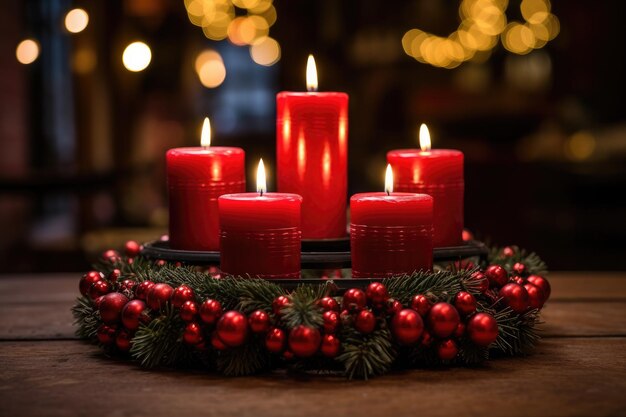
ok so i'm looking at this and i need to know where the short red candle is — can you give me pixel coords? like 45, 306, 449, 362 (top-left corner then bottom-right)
387, 127, 463, 247
167, 119, 245, 251
350, 192, 433, 278
276, 56, 348, 239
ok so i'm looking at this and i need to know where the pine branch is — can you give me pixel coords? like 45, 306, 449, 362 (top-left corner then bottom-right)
216, 339, 270, 376
384, 268, 480, 305
488, 246, 548, 276
71, 296, 100, 340
336, 327, 396, 380
280, 282, 330, 329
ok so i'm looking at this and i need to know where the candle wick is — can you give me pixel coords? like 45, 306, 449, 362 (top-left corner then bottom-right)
259, 190, 264, 197
386, 190, 390, 196
307, 87, 318, 93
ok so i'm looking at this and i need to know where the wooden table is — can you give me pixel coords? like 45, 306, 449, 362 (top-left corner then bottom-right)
1, 272, 625, 417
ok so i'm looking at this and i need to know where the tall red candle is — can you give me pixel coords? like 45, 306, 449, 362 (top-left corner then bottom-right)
167, 118, 245, 251
219, 160, 302, 279
350, 165, 433, 278
387, 124, 463, 247
277, 55, 348, 239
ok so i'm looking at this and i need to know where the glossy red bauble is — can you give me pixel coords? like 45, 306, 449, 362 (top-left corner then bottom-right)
322, 310, 339, 334
115, 330, 133, 352
320, 334, 341, 358
391, 309, 424, 345
288, 325, 321, 358
211, 332, 228, 350
467, 312, 499, 346
354, 309, 376, 334
102, 249, 121, 263
265, 327, 286, 353
318, 296, 339, 312
179, 301, 199, 322
437, 339, 458, 360
99, 292, 130, 324
485, 265, 508, 288
387, 299, 403, 315
410, 294, 431, 317
454, 291, 477, 316
124, 240, 142, 257
427, 302, 460, 338
471, 271, 490, 293
342, 288, 367, 311
134, 281, 155, 301
502, 246, 515, 257
171, 285, 195, 308
248, 310, 271, 333
121, 299, 148, 331
183, 322, 203, 345
524, 283, 545, 310
366, 282, 389, 306
108, 269, 122, 283
513, 262, 526, 276
97, 324, 117, 345
199, 299, 223, 325
89, 280, 111, 300
527, 275, 551, 301
119, 279, 136, 292
216, 311, 248, 347
272, 295, 290, 316
146, 283, 174, 310
499, 283, 529, 314
79, 271, 104, 296
511, 276, 525, 286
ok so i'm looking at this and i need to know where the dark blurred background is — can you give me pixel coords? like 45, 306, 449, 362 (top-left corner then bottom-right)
1, 0, 625, 272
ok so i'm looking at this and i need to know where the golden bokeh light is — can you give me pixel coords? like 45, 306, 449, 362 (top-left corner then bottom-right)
65, 8, 89, 33
16, 39, 39, 65
122, 42, 152, 72
195, 49, 226, 88
72, 48, 97, 74
566, 131, 596, 161
250, 36, 280, 66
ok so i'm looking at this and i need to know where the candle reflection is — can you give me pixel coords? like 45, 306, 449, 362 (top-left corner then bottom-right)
322, 143, 331, 187
297, 130, 306, 180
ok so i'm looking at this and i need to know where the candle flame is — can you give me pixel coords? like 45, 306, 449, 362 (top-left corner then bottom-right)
419, 123, 431, 151
256, 158, 267, 196
385, 164, 394, 195
201, 117, 211, 147
306, 54, 318, 92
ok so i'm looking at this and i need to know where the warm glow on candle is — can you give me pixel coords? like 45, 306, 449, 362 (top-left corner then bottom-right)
201, 117, 211, 147
385, 164, 394, 195
419, 123, 431, 151
306, 54, 318, 92
257, 158, 267, 196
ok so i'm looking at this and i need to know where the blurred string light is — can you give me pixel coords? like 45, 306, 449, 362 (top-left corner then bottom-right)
122, 41, 152, 72
65, 8, 89, 34
184, 0, 280, 67
195, 49, 226, 87
402, 0, 559, 69
16, 39, 40, 64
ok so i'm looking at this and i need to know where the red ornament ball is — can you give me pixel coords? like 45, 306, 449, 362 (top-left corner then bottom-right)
102, 249, 121, 263
248, 310, 271, 333
471, 271, 490, 293
288, 325, 321, 358
427, 302, 460, 338
318, 296, 339, 312
99, 292, 130, 324
97, 324, 117, 345
366, 282, 389, 306
462, 229, 474, 242
272, 295, 290, 316
79, 271, 104, 296
89, 280, 111, 300
183, 322, 203, 345
146, 283, 174, 311
134, 281, 155, 301
511, 276, 526, 286
124, 240, 142, 258
108, 269, 122, 283
513, 262, 526, 276
391, 309, 424, 345
499, 283, 529, 314
454, 291, 477, 316
171, 285, 195, 308
320, 334, 341, 358
524, 283, 545, 310
155, 259, 167, 267
502, 246, 515, 257
354, 309, 376, 334
527, 275, 551, 301
455, 323, 466, 338
387, 299, 403, 315
115, 330, 133, 352
467, 313, 499, 346
119, 279, 136, 292
485, 265, 508, 288
265, 327, 286, 353
211, 332, 228, 350
216, 311, 248, 347
179, 301, 199, 322
410, 294, 431, 317
199, 299, 223, 325
121, 299, 148, 331
322, 310, 339, 334
437, 339, 458, 361
342, 288, 367, 311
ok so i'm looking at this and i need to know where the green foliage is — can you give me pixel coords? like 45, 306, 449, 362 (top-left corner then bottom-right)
488, 246, 548, 276
337, 327, 396, 380
281, 282, 330, 329
216, 340, 270, 376
71, 296, 100, 340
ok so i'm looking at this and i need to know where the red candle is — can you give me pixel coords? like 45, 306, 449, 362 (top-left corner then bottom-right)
167, 118, 245, 251
219, 159, 303, 279
276, 55, 348, 239
350, 165, 433, 278
387, 124, 464, 247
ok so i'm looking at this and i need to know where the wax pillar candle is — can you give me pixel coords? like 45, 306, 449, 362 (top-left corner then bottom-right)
167, 118, 245, 251
219, 160, 303, 279
387, 124, 463, 247
277, 55, 348, 239
350, 165, 433, 278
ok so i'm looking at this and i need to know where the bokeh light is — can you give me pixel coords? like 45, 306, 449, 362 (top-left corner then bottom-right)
195, 49, 227, 88
65, 8, 89, 34
16, 39, 39, 65
249, 36, 280, 66
122, 42, 152, 72
566, 131, 596, 161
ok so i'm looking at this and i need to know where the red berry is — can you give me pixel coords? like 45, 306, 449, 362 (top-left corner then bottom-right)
387, 299, 403, 315
526, 275, 551, 301
410, 294, 431, 317
366, 282, 389, 306
115, 330, 133, 351
513, 262, 526, 276
155, 259, 167, 267
272, 295, 290, 316
342, 288, 367, 311
211, 332, 228, 350
471, 271, 490, 293
216, 311, 248, 347
524, 283, 545, 310
437, 339, 458, 361
102, 249, 121, 263
322, 310, 339, 334
427, 302, 460, 338
454, 291, 477, 316
288, 325, 321, 358
179, 301, 199, 322
89, 280, 111, 300
455, 323, 466, 338
108, 269, 122, 283
502, 246, 515, 257
99, 292, 129, 324
183, 322, 203, 345
467, 313, 498, 346
511, 276, 526, 286
97, 324, 117, 345
124, 240, 142, 257
391, 309, 423, 345
318, 296, 339, 312
79, 271, 104, 296
462, 229, 474, 242
146, 283, 174, 311
121, 299, 148, 331
354, 309, 376, 334
420, 330, 434, 347
265, 327, 286, 353
134, 281, 154, 301
499, 283, 529, 314
248, 310, 271, 333
199, 299, 223, 325
320, 334, 341, 358
171, 285, 195, 308
485, 265, 508, 288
